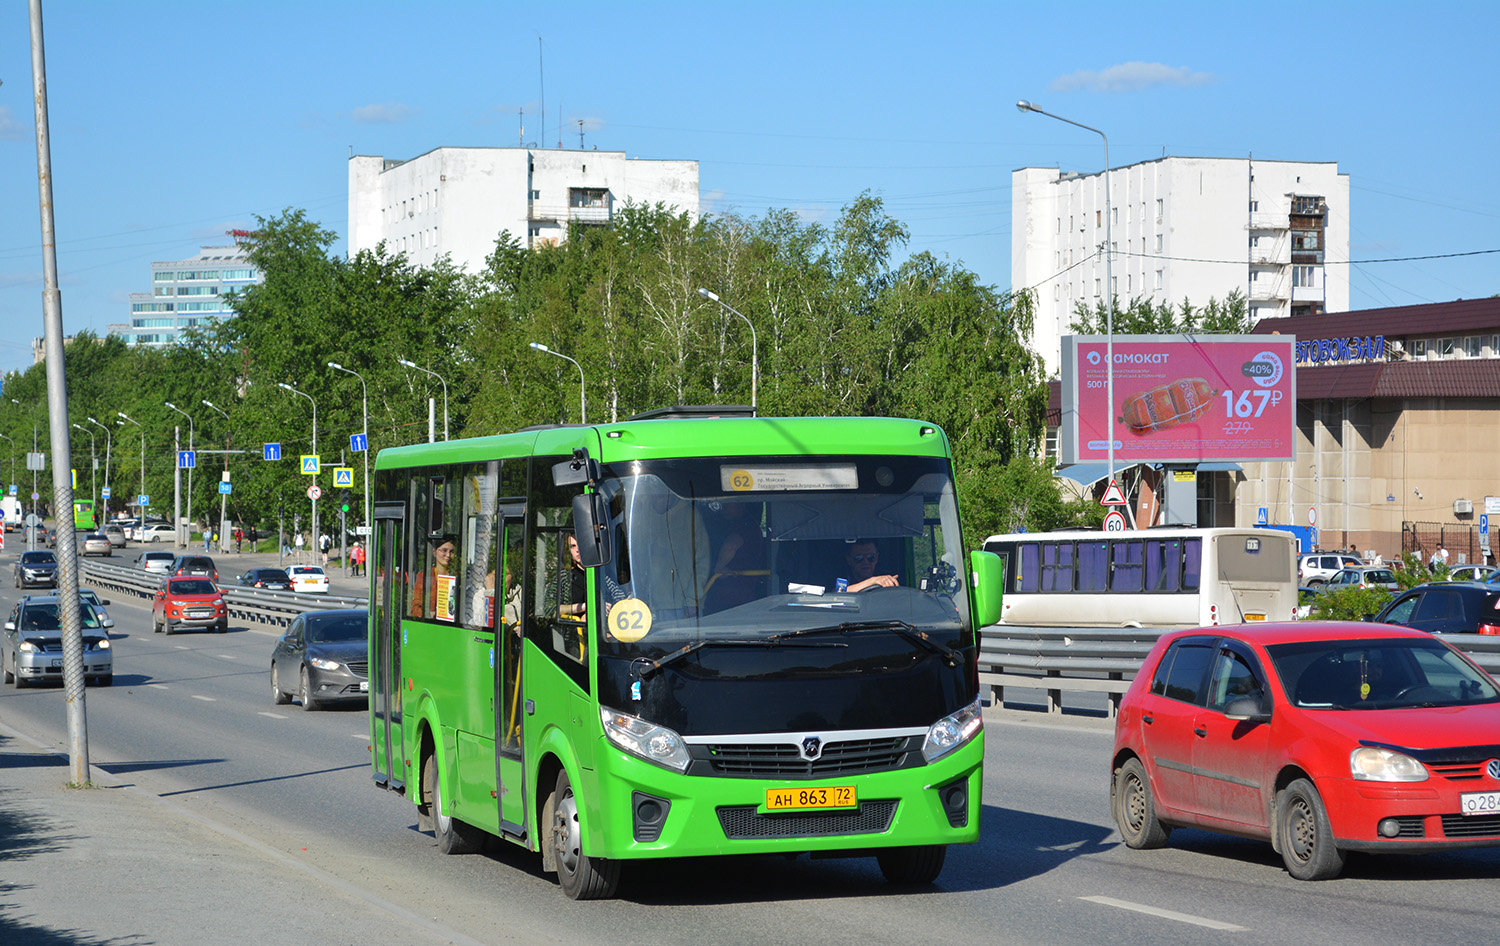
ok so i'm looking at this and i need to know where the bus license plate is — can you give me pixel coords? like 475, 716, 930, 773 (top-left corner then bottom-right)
766, 786, 856, 811
1460, 791, 1500, 816
1244, 613, 1266, 621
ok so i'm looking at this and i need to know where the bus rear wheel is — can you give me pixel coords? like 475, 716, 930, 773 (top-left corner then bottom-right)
549, 768, 619, 900
876, 844, 947, 884
423, 753, 484, 855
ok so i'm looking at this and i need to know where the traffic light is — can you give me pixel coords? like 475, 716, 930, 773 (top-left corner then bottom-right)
340, 489, 351, 512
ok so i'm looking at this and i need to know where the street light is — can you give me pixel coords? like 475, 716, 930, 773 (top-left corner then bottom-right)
397, 358, 449, 441
71, 423, 95, 516
278, 382, 319, 557
165, 401, 194, 547
116, 412, 144, 522
697, 288, 758, 413
328, 361, 371, 563
1017, 98, 1117, 503
11, 398, 40, 546
86, 416, 112, 522
528, 343, 586, 424
201, 399, 230, 549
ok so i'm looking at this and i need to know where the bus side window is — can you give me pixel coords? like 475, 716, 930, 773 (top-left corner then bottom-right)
1111, 540, 1144, 592
1017, 543, 1040, 593
1077, 541, 1108, 591
1042, 542, 1074, 592
1145, 539, 1182, 593
1183, 539, 1203, 590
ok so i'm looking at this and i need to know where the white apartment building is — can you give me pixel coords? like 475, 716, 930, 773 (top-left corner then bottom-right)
348, 147, 700, 273
110, 246, 263, 347
1013, 156, 1349, 375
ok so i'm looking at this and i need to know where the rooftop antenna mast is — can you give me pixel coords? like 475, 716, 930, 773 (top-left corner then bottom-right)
578, 119, 585, 150
538, 35, 545, 150
518, 106, 524, 147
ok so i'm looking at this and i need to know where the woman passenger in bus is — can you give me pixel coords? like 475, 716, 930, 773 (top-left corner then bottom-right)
410, 534, 459, 619
560, 534, 587, 619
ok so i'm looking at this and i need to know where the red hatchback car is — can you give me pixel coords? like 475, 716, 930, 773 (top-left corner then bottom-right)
152, 577, 228, 634
1112, 622, 1500, 880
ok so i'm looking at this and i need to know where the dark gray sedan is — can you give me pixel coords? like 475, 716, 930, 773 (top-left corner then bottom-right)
269, 609, 368, 711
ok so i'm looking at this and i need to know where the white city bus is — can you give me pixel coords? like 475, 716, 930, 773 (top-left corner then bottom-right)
981, 527, 1297, 627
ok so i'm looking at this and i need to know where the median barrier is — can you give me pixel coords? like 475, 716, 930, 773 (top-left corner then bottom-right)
79, 558, 367, 628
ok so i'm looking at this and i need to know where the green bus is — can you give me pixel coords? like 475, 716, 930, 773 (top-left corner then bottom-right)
368, 408, 1003, 899
73, 499, 96, 531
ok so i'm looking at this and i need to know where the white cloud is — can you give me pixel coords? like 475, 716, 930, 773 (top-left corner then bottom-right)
1049, 61, 1214, 93
350, 103, 417, 125
0, 105, 25, 141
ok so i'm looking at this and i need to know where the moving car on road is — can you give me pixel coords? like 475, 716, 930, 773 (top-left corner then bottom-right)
1112, 622, 1500, 880
134, 550, 175, 574
79, 589, 115, 629
169, 554, 219, 581
3, 594, 113, 687
270, 608, 368, 710
139, 523, 176, 543
152, 577, 228, 634
285, 564, 330, 594
236, 567, 291, 590
81, 533, 113, 557
14, 550, 59, 589
102, 522, 128, 548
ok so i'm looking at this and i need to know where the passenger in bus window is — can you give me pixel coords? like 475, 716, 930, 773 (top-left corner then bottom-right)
411, 534, 460, 619
843, 539, 899, 592
560, 535, 587, 618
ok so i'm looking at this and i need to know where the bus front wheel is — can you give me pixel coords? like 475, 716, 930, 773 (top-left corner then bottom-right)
423, 752, 484, 855
876, 844, 947, 884
548, 768, 620, 900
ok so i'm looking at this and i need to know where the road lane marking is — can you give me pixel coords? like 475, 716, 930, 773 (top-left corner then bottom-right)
219, 654, 235, 659
1079, 896, 1246, 931
351, 733, 367, 740
259, 712, 287, 719
148, 683, 169, 689
191, 695, 216, 702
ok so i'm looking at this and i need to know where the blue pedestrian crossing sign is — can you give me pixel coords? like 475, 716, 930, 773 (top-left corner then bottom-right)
333, 467, 354, 488
178, 450, 196, 469
301, 455, 320, 475
219, 482, 232, 495
263, 443, 282, 461
350, 433, 368, 453
1256, 507, 1268, 525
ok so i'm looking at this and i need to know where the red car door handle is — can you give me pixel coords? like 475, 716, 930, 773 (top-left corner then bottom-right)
1194, 727, 1208, 738
1142, 715, 1154, 724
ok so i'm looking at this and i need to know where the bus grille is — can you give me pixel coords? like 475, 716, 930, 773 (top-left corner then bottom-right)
701, 737, 912, 778
347, 660, 369, 679
1441, 814, 1500, 839
717, 800, 897, 839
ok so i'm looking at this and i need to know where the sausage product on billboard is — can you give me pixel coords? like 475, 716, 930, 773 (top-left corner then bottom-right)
1118, 377, 1218, 435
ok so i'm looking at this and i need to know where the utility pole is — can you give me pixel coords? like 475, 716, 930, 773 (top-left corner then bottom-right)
31, 0, 89, 784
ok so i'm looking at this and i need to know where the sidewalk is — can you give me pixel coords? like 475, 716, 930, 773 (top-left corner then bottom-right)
0, 725, 472, 946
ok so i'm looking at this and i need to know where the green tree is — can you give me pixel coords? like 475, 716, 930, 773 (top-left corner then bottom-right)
1068, 288, 1251, 336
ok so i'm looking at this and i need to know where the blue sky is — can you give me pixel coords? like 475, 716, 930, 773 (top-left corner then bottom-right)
1, 0, 1496, 375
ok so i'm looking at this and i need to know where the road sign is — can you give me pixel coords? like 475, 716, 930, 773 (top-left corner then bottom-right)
178, 450, 196, 469
7, 484, 14, 495
1100, 480, 1128, 506
1482, 514, 1490, 535
350, 433, 368, 453
31, 491, 40, 501
1257, 507, 1268, 525
333, 467, 354, 488
26, 451, 45, 471
263, 443, 282, 461
355, 525, 371, 536
219, 482, 232, 495
101, 486, 111, 499
308, 485, 323, 500
301, 455, 320, 475
1308, 507, 1317, 526
1103, 510, 1128, 532
138, 494, 150, 507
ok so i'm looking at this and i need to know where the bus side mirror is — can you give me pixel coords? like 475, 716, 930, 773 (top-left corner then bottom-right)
571, 493, 612, 568
969, 550, 1004, 627
553, 451, 599, 487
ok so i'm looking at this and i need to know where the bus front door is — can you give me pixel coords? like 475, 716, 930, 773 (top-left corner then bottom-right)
495, 510, 527, 838
372, 506, 406, 792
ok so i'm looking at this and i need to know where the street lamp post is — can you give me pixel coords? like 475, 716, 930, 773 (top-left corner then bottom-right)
528, 343, 586, 424
201, 399, 230, 551
398, 358, 449, 441
117, 412, 144, 524
71, 423, 95, 518
278, 382, 319, 559
10, 398, 40, 548
87, 416, 111, 523
328, 361, 371, 572
696, 288, 758, 413
1017, 99, 1118, 508
165, 401, 194, 547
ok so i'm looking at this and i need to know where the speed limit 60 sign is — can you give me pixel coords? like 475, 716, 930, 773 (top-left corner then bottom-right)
1104, 510, 1127, 532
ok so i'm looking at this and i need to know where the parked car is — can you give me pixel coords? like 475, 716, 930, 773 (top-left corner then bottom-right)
134, 550, 175, 574
1324, 565, 1400, 592
1298, 552, 1363, 587
139, 523, 176, 543
14, 550, 59, 589
3, 594, 113, 687
1112, 621, 1500, 880
269, 609, 369, 710
1372, 582, 1500, 635
102, 523, 128, 548
286, 564, 330, 594
168, 554, 219, 582
236, 567, 292, 591
78, 588, 114, 629
152, 577, 228, 635
80, 533, 113, 557
1447, 565, 1500, 583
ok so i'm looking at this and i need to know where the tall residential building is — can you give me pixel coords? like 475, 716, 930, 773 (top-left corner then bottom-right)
348, 147, 700, 273
1013, 156, 1349, 374
111, 246, 263, 347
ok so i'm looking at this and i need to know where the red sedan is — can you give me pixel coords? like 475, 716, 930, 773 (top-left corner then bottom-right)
152, 577, 228, 634
1112, 621, 1500, 880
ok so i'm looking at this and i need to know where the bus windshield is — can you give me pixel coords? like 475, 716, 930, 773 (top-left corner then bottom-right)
592, 455, 969, 660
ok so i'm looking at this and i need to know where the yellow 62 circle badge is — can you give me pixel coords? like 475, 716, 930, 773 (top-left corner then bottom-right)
610, 598, 653, 642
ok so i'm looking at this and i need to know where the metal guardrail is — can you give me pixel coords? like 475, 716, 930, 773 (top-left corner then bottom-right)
978, 624, 1500, 718
80, 559, 367, 628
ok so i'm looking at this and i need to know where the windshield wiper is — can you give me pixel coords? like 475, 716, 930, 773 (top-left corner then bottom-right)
638, 637, 847, 678
767, 620, 962, 666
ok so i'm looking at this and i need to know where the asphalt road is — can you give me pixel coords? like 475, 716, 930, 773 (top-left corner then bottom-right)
3, 543, 1500, 945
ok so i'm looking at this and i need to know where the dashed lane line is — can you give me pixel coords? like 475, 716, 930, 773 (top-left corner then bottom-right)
1079, 896, 1246, 932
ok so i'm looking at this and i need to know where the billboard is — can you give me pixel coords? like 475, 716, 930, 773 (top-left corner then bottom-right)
1060, 334, 1297, 465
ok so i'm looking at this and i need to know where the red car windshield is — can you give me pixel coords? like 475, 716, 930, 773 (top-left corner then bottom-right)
1267, 638, 1500, 710
169, 579, 218, 595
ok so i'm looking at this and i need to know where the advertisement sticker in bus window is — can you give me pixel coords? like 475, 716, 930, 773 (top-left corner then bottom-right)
610, 598, 653, 642
435, 574, 458, 620
720, 464, 858, 492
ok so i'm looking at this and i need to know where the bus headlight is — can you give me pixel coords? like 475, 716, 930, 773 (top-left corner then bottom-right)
921, 697, 984, 764
1350, 746, 1428, 782
600, 706, 691, 773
